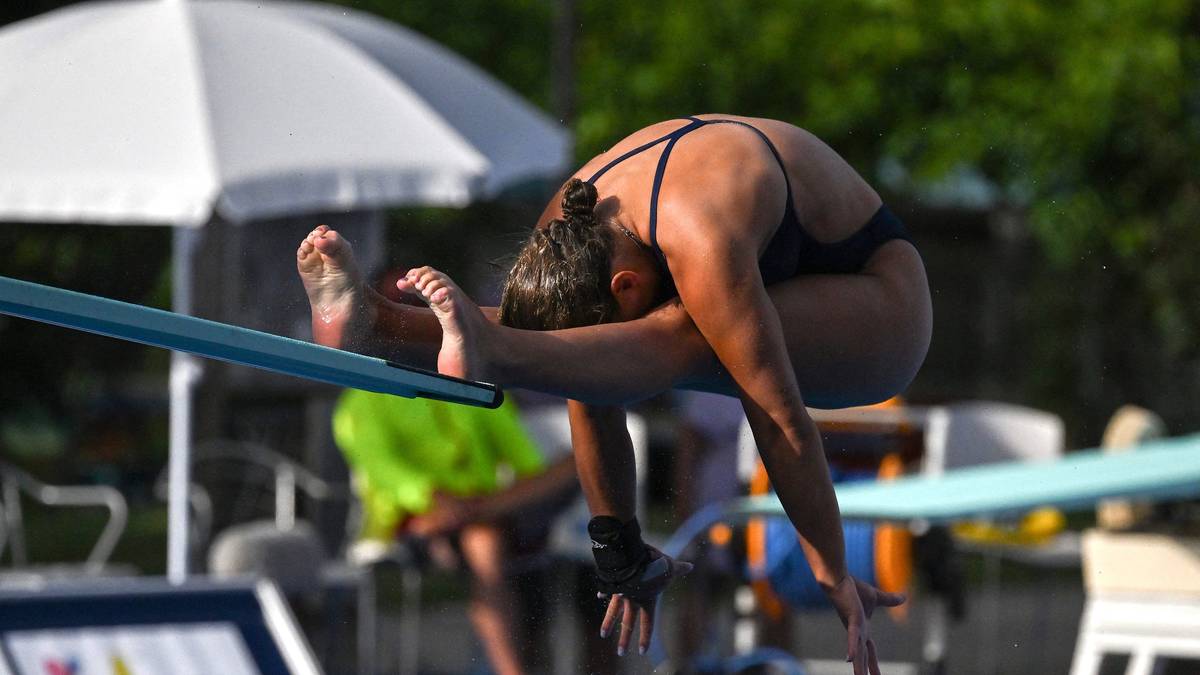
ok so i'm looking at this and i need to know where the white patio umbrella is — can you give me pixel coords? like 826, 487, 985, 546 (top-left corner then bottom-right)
0, 0, 571, 582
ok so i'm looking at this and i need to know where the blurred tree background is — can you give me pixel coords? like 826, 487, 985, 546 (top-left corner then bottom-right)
0, 225, 171, 482
3, 0, 1199, 461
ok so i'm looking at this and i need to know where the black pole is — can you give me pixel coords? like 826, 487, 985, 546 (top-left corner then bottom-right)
551, 0, 576, 126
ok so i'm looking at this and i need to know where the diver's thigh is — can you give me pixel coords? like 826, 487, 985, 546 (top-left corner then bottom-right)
652, 240, 931, 404
766, 241, 932, 408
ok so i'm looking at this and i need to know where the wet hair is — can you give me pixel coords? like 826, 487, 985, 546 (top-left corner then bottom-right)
499, 178, 619, 330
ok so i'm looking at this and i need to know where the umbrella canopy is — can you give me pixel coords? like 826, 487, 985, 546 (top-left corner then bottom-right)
0, 0, 571, 226
0, 0, 571, 584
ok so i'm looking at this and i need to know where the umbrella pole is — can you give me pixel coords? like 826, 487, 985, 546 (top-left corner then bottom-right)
168, 226, 202, 583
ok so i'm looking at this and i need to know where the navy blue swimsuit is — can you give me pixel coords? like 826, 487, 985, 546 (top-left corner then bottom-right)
585, 116, 912, 286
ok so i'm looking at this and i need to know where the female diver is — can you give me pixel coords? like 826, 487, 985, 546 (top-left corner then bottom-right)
298, 114, 931, 675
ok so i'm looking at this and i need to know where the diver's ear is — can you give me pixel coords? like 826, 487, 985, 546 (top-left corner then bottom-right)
610, 270, 648, 321
610, 269, 637, 295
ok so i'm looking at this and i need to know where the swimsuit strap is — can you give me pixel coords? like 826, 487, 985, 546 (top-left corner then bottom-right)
647, 119, 707, 261
649, 118, 796, 263
587, 117, 795, 268
585, 117, 705, 184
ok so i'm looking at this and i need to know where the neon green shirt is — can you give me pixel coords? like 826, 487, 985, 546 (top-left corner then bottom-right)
332, 390, 545, 540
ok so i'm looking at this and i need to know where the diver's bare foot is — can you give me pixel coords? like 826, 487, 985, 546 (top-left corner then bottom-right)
397, 266, 493, 382
296, 225, 368, 349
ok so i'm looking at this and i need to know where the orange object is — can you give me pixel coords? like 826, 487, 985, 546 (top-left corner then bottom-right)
873, 452, 912, 621
708, 523, 734, 547
746, 461, 787, 620
745, 397, 914, 621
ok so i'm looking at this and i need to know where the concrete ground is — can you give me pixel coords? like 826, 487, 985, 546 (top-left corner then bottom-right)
362, 561, 1092, 675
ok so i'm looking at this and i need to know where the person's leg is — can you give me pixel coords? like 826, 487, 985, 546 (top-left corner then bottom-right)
297, 225, 505, 367
400, 239, 931, 409
298, 226, 929, 406
297, 225, 441, 364
768, 239, 933, 407
459, 523, 526, 675
296, 225, 706, 397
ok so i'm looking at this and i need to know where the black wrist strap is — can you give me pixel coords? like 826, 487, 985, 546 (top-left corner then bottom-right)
589, 515, 650, 586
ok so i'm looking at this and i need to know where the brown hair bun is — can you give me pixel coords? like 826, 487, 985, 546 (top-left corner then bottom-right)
560, 178, 598, 222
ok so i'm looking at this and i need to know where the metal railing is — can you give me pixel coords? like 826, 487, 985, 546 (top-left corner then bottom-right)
0, 461, 128, 574
153, 439, 354, 547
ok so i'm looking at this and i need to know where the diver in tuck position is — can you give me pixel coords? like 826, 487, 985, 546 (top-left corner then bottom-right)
297, 114, 930, 674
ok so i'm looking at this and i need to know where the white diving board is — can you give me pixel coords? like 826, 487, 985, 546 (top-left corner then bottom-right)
0, 275, 502, 409
661, 433, 1200, 562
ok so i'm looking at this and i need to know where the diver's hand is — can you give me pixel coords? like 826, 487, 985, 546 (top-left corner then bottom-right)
597, 546, 693, 656
825, 575, 907, 675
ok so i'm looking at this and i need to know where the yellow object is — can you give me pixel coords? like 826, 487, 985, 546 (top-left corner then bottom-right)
952, 507, 1067, 546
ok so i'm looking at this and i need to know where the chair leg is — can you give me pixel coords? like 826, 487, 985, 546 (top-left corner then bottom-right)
1069, 640, 1103, 675
981, 550, 1003, 675
1068, 600, 1100, 675
398, 565, 422, 675
921, 596, 948, 674
357, 568, 376, 675
1125, 649, 1156, 675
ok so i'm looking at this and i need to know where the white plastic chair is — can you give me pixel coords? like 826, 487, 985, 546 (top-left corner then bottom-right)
1070, 530, 1200, 675
920, 402, 1068, 673
922, 400, 1065, 474
160, 440, 373, 675
1070, 406, 1200, 675
0, 461, 130, 585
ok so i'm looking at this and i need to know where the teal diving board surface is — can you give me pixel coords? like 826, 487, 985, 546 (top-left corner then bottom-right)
0, 275, 502, 409
733, 433, 1200, 524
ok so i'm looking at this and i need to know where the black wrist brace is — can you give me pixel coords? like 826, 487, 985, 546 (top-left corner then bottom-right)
588, 515, 650, 586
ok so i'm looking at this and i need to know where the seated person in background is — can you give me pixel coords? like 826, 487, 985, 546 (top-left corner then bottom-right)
333, 389, 578, 675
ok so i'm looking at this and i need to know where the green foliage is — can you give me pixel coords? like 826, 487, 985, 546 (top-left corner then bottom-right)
0, 225, 171, 471
335, 0, 556, 111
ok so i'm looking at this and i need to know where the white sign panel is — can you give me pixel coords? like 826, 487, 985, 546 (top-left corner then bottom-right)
4, 623, 262, 675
